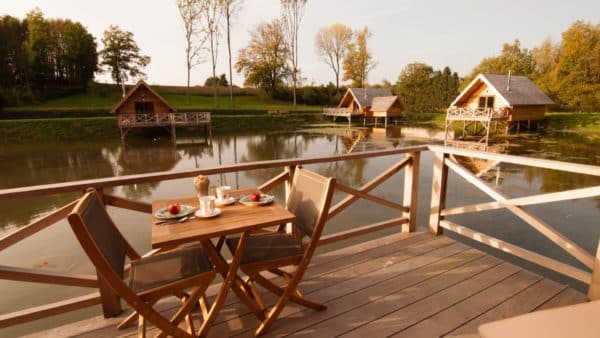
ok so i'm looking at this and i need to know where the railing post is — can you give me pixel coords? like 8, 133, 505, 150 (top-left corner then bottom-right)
429, 151, 448, 235
588, 240, 600, 300
402, 152, 420, 232
284, 165, 295, 234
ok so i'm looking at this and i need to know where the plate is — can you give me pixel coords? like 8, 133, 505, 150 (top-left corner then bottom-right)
154, 204, 195, 219
195, 208, 222, 218
215, 197, 236, 206
239, 194, 275, 206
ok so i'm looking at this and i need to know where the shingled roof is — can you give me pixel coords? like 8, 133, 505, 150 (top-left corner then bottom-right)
371, 96, 404, 111
482, 74, 553, 105
347, 88, 393, 108
452, 74, 553, 107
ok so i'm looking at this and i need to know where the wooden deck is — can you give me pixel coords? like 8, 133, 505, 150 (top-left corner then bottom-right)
26, 231, 587, 338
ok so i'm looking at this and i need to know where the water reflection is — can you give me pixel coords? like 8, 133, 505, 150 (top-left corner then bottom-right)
0, 125, 599, 336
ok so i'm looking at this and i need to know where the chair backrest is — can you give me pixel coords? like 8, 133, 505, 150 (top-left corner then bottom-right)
286, 168, 336, 243
68, 189, 130, 277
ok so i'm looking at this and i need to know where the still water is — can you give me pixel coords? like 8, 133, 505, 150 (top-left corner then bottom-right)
0, 124, 598, 336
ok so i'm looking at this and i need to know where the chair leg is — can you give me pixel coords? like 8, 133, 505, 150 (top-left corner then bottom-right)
119, 298, 159, 330
248, 277, 266, 311
155, 285, 206, 338
253, 273, 326, 311
138, 315, 146, 338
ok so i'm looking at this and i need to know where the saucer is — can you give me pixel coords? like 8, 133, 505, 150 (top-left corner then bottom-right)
194, 208, 222, 218
215, 197, 236, 206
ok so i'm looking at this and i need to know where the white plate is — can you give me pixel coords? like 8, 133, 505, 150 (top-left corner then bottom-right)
239, 194, 275, 206
154, 204, 196, 219
194, 208, 222, 218
215, 197, 236, 206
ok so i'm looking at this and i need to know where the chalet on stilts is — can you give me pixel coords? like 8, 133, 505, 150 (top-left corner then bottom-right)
323, 88, 405, 126
445, 73, 553, 149
111, 80, 211, 141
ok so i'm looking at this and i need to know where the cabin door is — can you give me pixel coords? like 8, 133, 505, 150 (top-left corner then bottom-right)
135, 101, 154, 115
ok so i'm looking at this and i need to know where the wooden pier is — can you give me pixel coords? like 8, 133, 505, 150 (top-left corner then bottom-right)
0, 145, 598, 337
117, 111, 212, 141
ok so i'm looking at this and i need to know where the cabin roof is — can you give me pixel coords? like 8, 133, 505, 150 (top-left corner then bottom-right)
451, 73, 553, 107
110, 80, 177, 114
343, 88, 393, 108
371, 95, 405, 111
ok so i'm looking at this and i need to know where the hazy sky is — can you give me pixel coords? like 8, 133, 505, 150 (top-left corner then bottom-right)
2, 0, 598, 87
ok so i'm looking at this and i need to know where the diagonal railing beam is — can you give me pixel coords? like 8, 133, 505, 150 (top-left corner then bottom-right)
328, 155, 412, 219
442, 186, 600, 216
334, 183, 409, 212
257, 171, 290, 193
445, 157, 595, 269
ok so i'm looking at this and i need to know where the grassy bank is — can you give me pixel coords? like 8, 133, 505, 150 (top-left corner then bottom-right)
0, 114, 322, 142
542, 112, 600, 132
4, 91, 323, 112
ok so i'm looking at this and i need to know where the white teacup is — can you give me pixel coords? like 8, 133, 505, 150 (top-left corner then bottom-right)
199, 196, 216, 215
216, 186, 231, 201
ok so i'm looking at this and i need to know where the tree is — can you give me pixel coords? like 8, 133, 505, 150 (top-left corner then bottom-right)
99, 25, 150, 96
235, 20, 290, 95
177, 0, 207, 104
25, 8, 52, 90
396, 63, 460, 113
315, 23, 352, 89
464, 39, 534, 87
342, 27, 376, 88
204, 73, 228, 86
0, 15, 28, 93
531, 37, 560, 96
200, 0, 222, 107
553, 21, 600, 108
60, 20, 98, 87
220, 0, 243, 107
280, 0, 307, 107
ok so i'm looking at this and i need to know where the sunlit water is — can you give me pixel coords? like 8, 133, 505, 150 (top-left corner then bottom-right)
0, 124, 598, 336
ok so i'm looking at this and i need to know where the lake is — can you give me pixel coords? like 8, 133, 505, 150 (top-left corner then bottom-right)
0, 124, 598, 336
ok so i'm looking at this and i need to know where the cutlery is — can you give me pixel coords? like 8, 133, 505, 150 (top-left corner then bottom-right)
154, 215, 192, 226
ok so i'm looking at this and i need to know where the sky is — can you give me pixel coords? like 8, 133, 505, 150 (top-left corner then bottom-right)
1, 0, 599, 87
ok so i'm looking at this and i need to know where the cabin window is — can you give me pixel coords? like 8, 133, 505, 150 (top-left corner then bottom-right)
135, 101, 154, 114
478, 96, 495, 109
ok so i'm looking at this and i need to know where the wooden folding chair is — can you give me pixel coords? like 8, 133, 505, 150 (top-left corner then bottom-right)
68, 189, 216, 337
226, 168, 336, 336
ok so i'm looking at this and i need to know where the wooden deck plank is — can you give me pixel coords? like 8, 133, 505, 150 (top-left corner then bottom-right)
281, 253, 501, 338
206, 236, 460, 337
534, 287, 588, 311
19, 233, 588, 338
391, 270, 543, 338
260, 249, 491, 338
446, 278, 567, 336
337, 262, 522, 338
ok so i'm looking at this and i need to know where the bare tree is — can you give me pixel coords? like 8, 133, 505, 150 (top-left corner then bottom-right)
280, 0, 307, 108
220, 0, 243, 107
200, 0, 222, 108
177, 0, 207, 104
315, 23, 352, 89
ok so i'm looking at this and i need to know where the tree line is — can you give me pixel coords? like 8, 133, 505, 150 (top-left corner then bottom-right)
464, 21, 600, 110
0, 9, 97, 107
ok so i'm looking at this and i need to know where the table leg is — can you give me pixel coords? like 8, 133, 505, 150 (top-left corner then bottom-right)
197, 233, 264, 337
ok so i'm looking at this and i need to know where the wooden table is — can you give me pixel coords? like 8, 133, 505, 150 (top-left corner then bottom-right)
151, 189, 295, 337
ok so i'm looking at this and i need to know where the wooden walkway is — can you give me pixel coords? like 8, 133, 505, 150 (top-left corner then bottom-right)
25, 232, 586, 338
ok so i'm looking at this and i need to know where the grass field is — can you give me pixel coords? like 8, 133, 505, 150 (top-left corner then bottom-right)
6, 90, 323, 111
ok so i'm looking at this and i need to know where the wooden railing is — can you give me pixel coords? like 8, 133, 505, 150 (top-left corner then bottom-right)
0, 145, 425, 328
323, 108, 360, 117
117, 112, 211, 127
446, 107, 508, 121
428, 145, 600, 297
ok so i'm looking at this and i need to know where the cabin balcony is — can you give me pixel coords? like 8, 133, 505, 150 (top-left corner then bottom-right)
1, 145, 598, 337
446, 107, 509, 122
117, 112, 211, 128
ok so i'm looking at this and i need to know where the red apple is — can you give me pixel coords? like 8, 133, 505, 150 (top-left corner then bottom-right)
167, 203, 181, 214
250, 192, 261, 202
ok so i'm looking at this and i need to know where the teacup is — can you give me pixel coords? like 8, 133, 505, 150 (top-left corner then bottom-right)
216, 186, 231, 201
199, 195, 216, 215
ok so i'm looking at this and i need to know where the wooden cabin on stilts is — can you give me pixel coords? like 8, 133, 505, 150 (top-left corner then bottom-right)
323, 88, 405, 126
445, 73, 553, 150
110, 80, 212, 142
